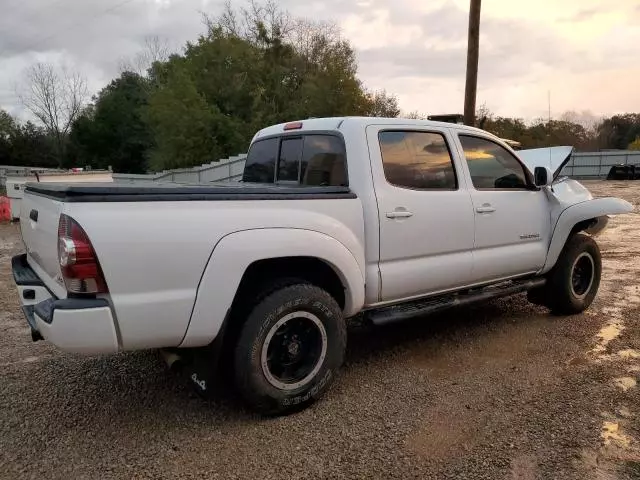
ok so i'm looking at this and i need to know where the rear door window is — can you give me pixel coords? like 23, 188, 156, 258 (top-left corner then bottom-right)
378, 130, 457, 190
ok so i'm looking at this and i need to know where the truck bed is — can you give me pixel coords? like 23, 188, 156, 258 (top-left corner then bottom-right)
24, 182, 357, 202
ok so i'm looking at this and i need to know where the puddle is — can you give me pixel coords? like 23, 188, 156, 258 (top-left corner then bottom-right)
618, 349, 640, 360
592, 320, 625, 356
601, 422, 632, 448
613, 377, 637, 392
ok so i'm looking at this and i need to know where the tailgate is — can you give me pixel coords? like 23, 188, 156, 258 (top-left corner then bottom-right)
20, 189, 67, 298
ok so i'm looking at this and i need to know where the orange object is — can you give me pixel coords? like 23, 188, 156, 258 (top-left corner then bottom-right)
0, 196, 10, 221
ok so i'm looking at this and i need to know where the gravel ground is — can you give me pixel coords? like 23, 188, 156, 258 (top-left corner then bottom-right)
1, 180, 639, 479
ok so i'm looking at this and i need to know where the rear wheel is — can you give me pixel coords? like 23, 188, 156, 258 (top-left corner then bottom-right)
233, 283, 346, 415
544, 233, 602, 315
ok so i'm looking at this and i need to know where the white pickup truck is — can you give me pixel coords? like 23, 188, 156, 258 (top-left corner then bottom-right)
12, 117, 632, 415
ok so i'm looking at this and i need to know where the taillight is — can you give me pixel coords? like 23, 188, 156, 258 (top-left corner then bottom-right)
58, 214, 108, 294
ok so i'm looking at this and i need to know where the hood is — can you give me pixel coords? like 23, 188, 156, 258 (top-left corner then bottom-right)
517, 146, 574, 180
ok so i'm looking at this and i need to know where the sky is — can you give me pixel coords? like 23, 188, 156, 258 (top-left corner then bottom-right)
1, 0, 639, 124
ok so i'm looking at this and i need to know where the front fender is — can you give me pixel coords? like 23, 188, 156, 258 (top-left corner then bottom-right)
179, 228, 366, 348
541, 197, 633, 274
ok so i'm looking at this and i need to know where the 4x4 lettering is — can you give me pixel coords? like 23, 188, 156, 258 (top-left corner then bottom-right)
191, 373, 207, 391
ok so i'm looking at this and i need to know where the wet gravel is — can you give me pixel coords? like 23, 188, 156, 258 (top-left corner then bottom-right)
1, 181, 639, 479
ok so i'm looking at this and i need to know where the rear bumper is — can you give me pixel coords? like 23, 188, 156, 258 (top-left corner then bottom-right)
12, 254, 119, 354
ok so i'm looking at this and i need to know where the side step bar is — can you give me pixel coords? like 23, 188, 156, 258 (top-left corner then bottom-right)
366, 278, 546, 326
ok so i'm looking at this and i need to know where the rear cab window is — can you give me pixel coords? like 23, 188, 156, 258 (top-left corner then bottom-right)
243, 133, 348, 187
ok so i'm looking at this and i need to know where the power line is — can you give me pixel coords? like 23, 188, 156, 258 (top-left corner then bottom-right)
0, 0, 138, 56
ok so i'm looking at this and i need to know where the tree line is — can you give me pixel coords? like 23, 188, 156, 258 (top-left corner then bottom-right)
2, 1, 639, 173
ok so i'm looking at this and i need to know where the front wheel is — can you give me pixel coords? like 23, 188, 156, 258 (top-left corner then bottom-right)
233, 283, 346, 415
546, 233, 602, 315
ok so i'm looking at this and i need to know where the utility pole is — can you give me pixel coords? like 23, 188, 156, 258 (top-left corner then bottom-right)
463, 0, 482, 126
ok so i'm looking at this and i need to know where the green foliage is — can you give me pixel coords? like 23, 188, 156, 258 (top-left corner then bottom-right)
68, 72, 151, 173
0, 110, 58, 167
0, 110, 16, 164
144, 66, 243, 170
476, 107, 634, 152
628, 137, 640, 151
141, 1, 400, 171
599, 114, 640, 150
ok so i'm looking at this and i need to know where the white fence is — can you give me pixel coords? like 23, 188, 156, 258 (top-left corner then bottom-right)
561, 151, 640, 178
112, 155, 247, 184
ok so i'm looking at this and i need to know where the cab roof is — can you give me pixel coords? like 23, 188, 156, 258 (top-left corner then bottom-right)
252, 116, 494, 141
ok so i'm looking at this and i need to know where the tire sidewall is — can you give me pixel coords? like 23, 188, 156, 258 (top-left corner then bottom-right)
552, 235, 602, 313
235, 285, 345, 414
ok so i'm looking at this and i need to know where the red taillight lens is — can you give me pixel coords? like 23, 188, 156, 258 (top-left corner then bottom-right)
58, 214, 108, 294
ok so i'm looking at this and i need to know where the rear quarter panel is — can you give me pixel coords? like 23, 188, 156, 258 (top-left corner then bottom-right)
65, 197, 364, 350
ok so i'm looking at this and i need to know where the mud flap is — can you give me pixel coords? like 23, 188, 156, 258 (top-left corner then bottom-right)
161, 345, 222, 400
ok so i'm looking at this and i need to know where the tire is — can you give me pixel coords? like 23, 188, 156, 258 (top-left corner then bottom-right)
233, 283, 346, 415
545, 233, 602, 315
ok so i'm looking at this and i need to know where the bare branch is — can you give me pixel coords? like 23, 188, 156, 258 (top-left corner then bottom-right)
118, 35, 174, 76
17, 62, 88, 165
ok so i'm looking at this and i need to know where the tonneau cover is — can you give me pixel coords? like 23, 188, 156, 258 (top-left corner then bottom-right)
24, 182, 356, 202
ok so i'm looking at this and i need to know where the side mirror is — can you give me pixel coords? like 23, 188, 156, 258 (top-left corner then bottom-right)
534, 166, 553, 187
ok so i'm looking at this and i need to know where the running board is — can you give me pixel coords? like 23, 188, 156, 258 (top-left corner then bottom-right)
366, 278, 546, 326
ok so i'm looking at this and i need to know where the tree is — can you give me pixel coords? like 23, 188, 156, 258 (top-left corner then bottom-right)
402, 111, 426, 120
0, 110, 16, 164
628, 137, 640, 151
18, 62, 88, 166
9, 122, 58, 168
144, 66, 242, 171
597, 114, 640, 150
0, 109, 58, 167
68, 72, 152, 173
117, 36, 174, 77
362, 90, 401, 117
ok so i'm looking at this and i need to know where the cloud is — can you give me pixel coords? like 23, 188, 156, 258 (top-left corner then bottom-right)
559, 7, 606, 22
355, 4, 588, 82
0, 0, 639, 123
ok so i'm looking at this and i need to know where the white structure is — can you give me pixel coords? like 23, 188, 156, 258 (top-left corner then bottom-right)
5, 171, 113, 220
5, 178, 25, 220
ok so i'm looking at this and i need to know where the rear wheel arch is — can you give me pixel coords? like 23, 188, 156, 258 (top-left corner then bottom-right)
179, 229, 365, 348
231, 256, 348, 313
218, 256, 351, 369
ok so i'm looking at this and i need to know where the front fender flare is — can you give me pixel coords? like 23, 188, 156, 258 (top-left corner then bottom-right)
541, 197, 633, 274
179, 228, 365, 348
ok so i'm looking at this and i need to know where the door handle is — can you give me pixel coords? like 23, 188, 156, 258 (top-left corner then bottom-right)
386, 210, 413, 219
475, 205, 496, 213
